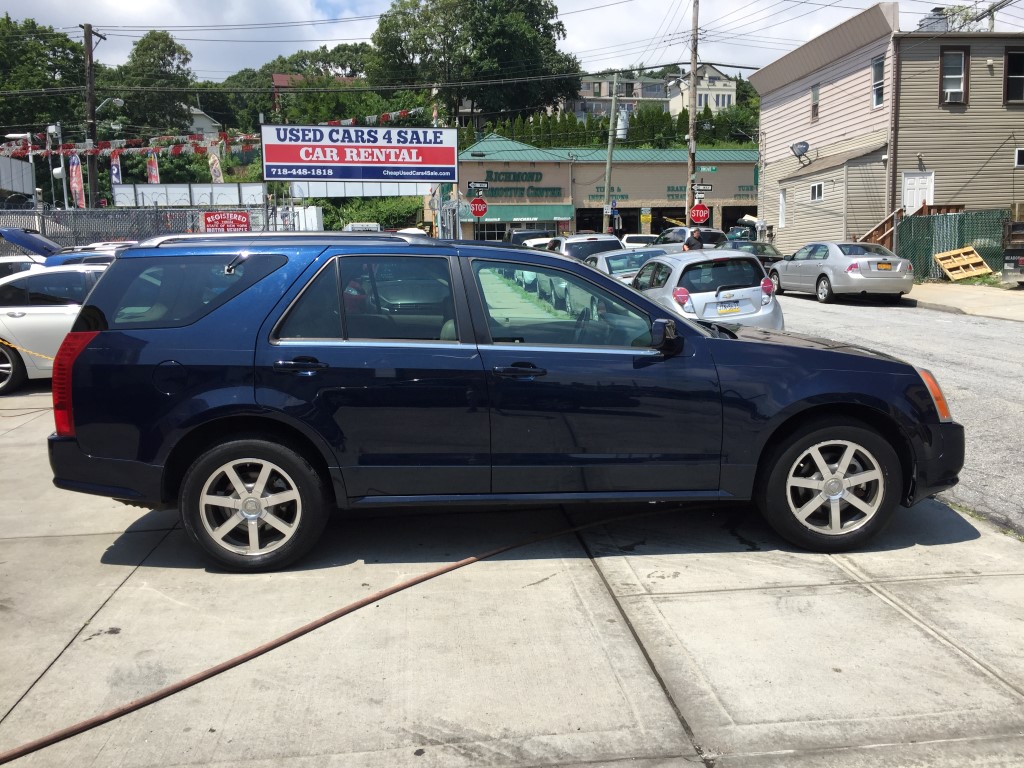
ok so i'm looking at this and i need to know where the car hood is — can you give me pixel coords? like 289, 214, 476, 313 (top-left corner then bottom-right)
723, 323, 903, 362
0, 228, 62, 256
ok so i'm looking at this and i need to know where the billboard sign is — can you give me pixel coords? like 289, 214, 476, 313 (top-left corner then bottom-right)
203, 211, 251, 233
261, 125, 458, 183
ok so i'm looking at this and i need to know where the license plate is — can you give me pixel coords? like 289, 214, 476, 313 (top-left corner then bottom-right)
877, 262, 892, 271
717, 301, 740, 315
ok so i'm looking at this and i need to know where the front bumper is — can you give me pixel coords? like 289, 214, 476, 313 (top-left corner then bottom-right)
48, 435, 164, 507
905, 420, 965, 505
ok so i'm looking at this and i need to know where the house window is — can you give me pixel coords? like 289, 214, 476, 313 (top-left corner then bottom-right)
1006, 48, 1024, 103
1016, 148, 1024, 167
594, 82, 602, 97
940, 47, 969, 104
811, 83, 820, 121
779, 189, 787, 228
810, 182, 824, 202
872, 56, 885, 108
582, 82, 592, 92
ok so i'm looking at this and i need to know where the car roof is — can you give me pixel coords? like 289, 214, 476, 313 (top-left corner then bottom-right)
562, 233, 621, 242
135, 231, 432, 248
0, 262, 106, 286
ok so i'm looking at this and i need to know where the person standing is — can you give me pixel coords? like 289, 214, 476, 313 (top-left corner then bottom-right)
683, 227, 704, 251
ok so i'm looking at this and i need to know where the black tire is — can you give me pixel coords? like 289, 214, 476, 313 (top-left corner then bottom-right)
769, 271, 784, 295
756, 419, 902, 552
180, 438, 332, 572
0, 343, 27, 396
815, 276, 834, 304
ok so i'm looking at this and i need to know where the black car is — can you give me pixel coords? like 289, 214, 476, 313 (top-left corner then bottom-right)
48, 233, 964, 571
713, 240, 786, 269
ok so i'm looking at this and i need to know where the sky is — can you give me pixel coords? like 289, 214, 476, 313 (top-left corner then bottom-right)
22, 0, 1024, 84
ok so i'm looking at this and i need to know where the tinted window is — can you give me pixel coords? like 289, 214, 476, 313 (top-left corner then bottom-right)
650, 262, 674, 289
702, 231, 728, 245
27, 271, 90, 305
653, 229, 686, 244
338, 256, 455, 341
564, 239, 624, 260
474, 260, 651, 347
0, 262, 34, 280
79, 253, 288, 330
633, 263, 658, 290
0, 279, 27, 306
277, 260, 343, 340
679, 257, 763, 293
604, 250, 659, 276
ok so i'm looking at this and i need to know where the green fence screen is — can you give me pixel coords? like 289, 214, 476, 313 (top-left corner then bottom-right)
896, 209, 1009, 279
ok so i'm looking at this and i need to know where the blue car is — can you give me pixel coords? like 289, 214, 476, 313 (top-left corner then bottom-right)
48, 233, 964, 571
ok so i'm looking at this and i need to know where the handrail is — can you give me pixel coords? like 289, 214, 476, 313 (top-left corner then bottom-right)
858, 207, 904, 249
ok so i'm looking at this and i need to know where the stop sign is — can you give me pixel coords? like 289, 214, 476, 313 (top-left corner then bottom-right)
470, 197, 488, 217
689, 202, 710, 225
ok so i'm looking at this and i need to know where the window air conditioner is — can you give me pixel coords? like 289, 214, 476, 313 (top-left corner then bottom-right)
944, 90, 964, 103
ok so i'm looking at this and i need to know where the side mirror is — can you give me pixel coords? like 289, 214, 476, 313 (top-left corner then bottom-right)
651, 318, 681, 354
784, 253, 795, 261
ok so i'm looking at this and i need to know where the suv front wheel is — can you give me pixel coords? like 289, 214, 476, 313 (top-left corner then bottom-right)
180, 438, 331, 572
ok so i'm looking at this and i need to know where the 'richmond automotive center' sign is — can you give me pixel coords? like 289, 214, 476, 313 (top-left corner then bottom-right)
261, 126, 458, 183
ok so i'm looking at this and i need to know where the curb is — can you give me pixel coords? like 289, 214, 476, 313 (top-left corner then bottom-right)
909, 300, 965, 316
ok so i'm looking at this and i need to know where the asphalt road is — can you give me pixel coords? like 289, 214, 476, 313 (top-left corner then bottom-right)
776, 292, 1024, 536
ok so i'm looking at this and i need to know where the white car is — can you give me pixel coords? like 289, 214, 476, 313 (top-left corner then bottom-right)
0, 265, 107, 395
620, 233, 657, 248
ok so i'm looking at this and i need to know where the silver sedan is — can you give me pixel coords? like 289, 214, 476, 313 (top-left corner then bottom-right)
769, 242, 915, 303
583, 247, 666, 283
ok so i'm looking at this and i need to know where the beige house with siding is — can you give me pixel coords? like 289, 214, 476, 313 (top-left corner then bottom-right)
751, 2, 1024, 254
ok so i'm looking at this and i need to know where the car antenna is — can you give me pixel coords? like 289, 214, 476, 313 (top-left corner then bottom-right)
224, 251, 251, 275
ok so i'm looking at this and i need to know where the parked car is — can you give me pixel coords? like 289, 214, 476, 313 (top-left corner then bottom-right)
769, 242, 915, 303
0, 227, 58, 278
584, 247, 666, 283
513, 237, 555, 291
713, 240, 786, 269
49, 233, 963, 571
621, 234, 657, 248
543, 233, 624, 308
0, 264, 107, 395
502, 228, 555, 246
632, 252, 784, 330
651, 226, 728, 249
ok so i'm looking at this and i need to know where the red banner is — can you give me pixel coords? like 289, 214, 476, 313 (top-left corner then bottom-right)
146, 152, 160, 184
68, 154, 86, 209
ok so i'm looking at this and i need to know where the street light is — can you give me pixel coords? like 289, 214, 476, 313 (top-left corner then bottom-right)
97, 97, 125, 112
5, 133, 37, 207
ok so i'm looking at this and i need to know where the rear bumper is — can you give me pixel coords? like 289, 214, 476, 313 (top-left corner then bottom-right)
48, 435, 164, 507
836, 273, 915, 295
905, 421, 965, 505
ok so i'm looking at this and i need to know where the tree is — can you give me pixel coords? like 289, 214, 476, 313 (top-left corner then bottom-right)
107, 32, 195, 137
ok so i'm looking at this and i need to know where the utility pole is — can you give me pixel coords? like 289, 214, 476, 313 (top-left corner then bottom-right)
602, 72, 620, 235
687, 0, 700, 226
81, 23, 106, 208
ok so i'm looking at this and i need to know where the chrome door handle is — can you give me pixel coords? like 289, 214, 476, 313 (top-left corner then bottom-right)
5, 312, 26, 318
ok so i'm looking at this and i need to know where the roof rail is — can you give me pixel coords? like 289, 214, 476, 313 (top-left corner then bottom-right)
136, 231, 432, 248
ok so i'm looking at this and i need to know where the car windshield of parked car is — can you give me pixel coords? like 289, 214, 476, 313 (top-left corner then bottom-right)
604, 250, 661, 276
652, 229, 685, 245
565, 240, 625, 260
81, 253, 288, 330
474, 260, 652, 347
838, 243, 897, 258
678, 257, 764, 294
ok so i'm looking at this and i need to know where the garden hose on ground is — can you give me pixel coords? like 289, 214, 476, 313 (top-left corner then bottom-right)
0, 506, 678, 765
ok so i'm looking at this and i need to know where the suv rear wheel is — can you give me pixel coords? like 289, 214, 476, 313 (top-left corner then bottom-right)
180, 438, 331, 572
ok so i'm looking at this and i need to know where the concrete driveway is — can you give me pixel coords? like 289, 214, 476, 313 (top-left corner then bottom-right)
1, 383, 1023, 767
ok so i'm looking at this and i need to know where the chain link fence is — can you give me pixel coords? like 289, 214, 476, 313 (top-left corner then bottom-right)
896, 209, 1009, 279
0, 206, 290, 253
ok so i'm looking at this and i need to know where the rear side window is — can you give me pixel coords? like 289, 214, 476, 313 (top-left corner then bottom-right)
27, 271, 91, 305
278, 255, 456, 342
76, 253, 287, 330
0, 278, 27, 306
679, 258, 763, 293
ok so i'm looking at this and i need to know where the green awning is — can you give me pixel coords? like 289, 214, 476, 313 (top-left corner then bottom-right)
461, 203, 574, 223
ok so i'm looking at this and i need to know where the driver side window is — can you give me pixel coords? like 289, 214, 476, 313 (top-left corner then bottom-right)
793, 246, 813, 261
473, 260, 652, 348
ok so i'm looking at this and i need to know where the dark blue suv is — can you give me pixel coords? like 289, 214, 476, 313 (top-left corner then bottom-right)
48, 233, 964, 571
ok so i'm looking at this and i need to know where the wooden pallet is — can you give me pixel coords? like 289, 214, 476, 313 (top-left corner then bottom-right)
933, 247, 993, 281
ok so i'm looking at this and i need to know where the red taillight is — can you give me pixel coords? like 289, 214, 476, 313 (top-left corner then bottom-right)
846, 261, 860, 273
907, 262, 913, 273
760, 276, 774, 305
52, 331, 98, 437
672, 287, 693, 312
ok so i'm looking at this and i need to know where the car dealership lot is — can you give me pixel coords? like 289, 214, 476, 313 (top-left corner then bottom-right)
2, 362, 1023, 766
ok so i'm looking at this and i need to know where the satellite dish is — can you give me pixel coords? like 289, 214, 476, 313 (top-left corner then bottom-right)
790, 141, 810, 158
